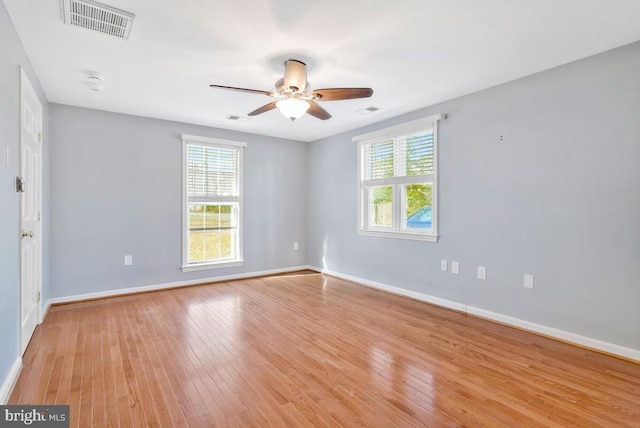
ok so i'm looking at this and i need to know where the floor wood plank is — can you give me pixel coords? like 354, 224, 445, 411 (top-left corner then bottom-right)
10, 271, 640, 427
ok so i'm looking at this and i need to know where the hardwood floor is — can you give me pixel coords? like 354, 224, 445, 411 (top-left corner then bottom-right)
10, 271, 640, 427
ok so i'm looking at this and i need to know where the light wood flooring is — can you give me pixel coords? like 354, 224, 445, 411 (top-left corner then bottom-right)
10, 271, 640, 427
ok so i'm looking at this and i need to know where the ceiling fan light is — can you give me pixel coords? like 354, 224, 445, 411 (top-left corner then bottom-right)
276, 98, 310, 121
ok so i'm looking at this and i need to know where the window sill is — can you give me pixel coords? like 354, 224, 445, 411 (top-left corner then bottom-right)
181, 260, 244, 272
357, 229, 439, 242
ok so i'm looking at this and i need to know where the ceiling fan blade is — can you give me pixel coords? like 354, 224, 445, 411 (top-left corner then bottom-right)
209, 84, 274, 97
248, 102, 277, 116
307, 101, 332, 120
311, 88, 373, 101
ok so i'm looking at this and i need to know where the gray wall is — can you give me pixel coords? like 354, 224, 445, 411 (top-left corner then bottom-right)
0, 1, 49, 388
307, 42, 640, 350
49, 105, 307, 297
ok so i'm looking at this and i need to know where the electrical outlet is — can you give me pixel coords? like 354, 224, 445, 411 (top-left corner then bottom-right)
451, 261, 460, 274
124, 255, 132, 266
477, 266, 486, 280
524, 274, 534, 289
440, 260, 448, 271
293, 241, 299, 250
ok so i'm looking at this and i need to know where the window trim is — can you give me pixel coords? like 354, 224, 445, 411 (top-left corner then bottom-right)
181, 134, 247, 272
355, 114, 443, 242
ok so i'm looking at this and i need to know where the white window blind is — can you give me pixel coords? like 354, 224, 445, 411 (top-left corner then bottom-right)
363, 140, 394, 179
187, 145, 239, 198
406, 132, 434, 176
361, 131, 434, 182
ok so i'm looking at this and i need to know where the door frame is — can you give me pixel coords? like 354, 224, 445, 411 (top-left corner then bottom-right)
19, 66, 43, 354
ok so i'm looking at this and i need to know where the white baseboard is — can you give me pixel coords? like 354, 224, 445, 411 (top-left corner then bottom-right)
312, 267, 467, 313
0, 357, 22, 405
45, 265, 312, 309
309, 266, 640, 362
465, 306, 640, 362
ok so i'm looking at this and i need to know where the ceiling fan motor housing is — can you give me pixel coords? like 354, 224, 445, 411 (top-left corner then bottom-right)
283, 59, 307, 93
275, 78, 310, 97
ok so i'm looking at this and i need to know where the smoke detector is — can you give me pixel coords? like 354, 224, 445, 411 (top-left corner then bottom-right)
61, 0, 135, 40
86, 71, 104, 92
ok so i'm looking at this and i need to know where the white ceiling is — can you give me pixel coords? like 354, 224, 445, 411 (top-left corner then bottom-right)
5, 0, 640, 142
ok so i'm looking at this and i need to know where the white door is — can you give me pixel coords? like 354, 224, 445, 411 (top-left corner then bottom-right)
20, 67, 43, 354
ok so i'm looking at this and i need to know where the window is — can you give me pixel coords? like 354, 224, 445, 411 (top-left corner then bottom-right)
181, 135, 246, 271
355, 114, 443, 242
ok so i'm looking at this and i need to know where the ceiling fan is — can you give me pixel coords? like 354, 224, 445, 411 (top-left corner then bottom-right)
209, 59, 373, 121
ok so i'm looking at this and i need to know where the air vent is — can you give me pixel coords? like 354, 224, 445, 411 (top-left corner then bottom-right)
61, 0, 135, 40
226, 115, 249, 122
356, 106, 381, 115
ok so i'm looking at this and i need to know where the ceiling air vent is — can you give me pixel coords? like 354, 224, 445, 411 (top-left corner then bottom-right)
356, 106, 380, 116
61, 0, 135, 40
226, 115, 249, 122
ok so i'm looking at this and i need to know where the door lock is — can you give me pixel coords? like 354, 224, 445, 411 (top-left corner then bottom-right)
21, 230, 33, 239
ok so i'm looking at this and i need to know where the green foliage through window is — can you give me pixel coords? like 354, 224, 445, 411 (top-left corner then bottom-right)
406, 184, 432, 217
370, 186, 392, 227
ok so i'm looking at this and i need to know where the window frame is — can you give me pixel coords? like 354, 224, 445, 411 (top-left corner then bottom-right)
181, 134, 246, 272
355, 114, 443, 242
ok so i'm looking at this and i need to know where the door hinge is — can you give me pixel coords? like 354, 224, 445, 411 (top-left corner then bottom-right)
38, 212, 41, 221
37, 132, 42, 143
16, 176, 25, 193
37, 291, 41, 303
